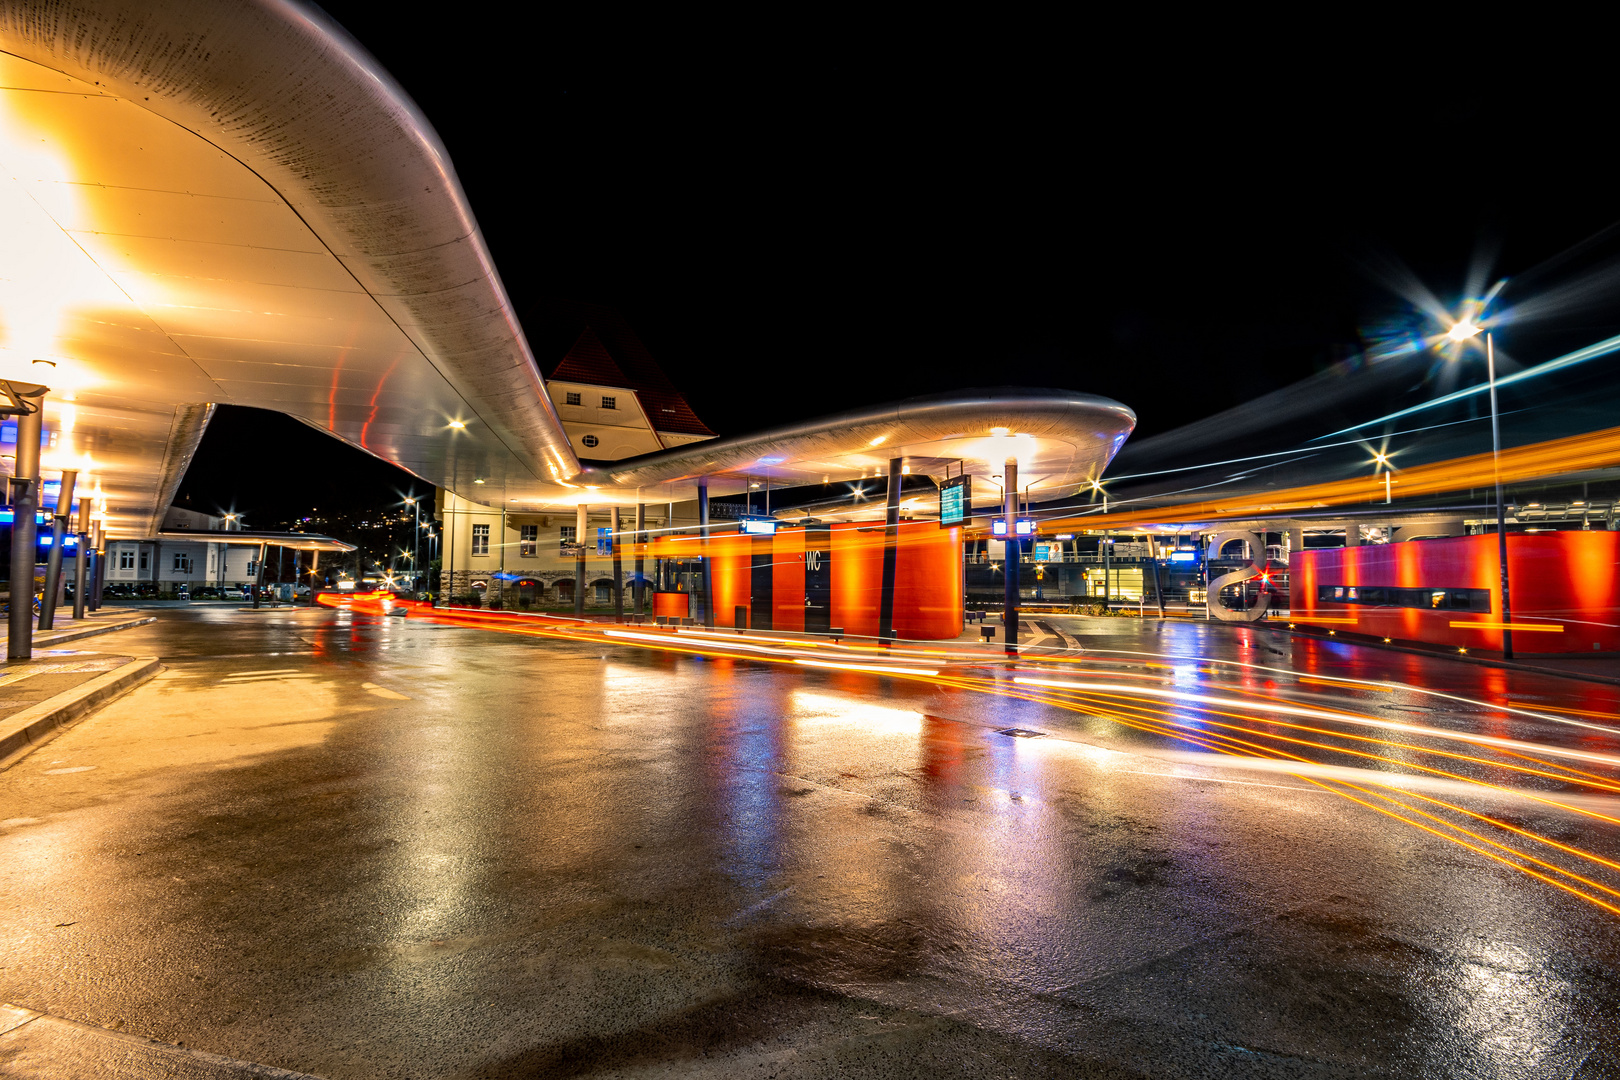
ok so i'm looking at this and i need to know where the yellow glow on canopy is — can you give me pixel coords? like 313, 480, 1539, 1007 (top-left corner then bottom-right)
0, 89, 122, 389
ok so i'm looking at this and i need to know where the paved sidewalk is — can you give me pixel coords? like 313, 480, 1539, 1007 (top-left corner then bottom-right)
0, 652, 162, 770
0, 1004, 322, 1079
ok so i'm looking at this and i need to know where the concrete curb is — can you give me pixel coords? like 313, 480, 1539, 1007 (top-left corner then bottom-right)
0, 656, 162, 770
32, 615, 156, 648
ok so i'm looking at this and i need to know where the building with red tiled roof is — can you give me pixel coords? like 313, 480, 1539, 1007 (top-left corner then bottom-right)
537, 301, 715, 460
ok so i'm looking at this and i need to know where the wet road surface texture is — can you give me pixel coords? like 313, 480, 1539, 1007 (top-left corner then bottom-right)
2, 607, 1619, 1078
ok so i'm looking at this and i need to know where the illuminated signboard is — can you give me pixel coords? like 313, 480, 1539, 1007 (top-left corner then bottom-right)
336, 580, 356, 591
1169, 551, 1197, 563
939, 476, 970, 528
991, 518, 1037, 537
991, 518, 1008, 536
741, 518, 777, 536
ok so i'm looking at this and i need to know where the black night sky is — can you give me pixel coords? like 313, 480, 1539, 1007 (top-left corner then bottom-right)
177, 21, 1620, 527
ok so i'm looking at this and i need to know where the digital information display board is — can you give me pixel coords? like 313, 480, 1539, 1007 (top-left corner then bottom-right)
939, 475, 970, 528
991, 518, 1037, 537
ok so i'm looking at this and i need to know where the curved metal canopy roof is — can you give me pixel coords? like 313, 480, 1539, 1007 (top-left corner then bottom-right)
0, 0, 1135, 532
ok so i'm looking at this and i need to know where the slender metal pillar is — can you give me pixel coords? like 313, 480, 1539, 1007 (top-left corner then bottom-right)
90, 521, 104, 610
1104, 530, 1113, 608
7, 389, 45, 659
1002, 458, 1018, 654
878, 457, 902, 640
574, 504, 587, 616
72, 498, 89, 620
634, 502, 646, 615
1151, 540, 1166, 618
610, 506, 623, 618
1483, 333, 1509, 663
38, 469, 75, 630
252, 542, 267, 608
698, 480, 713, 626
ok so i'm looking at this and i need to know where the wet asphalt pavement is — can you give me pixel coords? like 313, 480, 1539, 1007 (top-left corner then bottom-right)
2, 607, 1619, 1078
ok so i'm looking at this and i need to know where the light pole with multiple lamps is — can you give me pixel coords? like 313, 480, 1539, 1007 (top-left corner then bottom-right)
1446, 317, 1514, 659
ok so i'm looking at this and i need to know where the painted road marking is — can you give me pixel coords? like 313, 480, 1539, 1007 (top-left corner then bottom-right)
361, 682, 410, 700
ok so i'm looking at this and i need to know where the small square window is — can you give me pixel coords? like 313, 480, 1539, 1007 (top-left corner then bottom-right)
565, 392, 581, 406
601, 395, 616, 410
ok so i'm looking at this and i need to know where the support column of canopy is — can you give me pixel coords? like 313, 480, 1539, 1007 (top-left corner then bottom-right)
90, 521, 104, 611
633, 501, 646, 615
878, 457, 902, 642
574, 504, 587, 617
1002, 457, 1019, 655
699, 480, 713, 627
611, 506, 623, 619
39, 469, 75, 630
72, 498, 90, 620
7, 386, 45, 660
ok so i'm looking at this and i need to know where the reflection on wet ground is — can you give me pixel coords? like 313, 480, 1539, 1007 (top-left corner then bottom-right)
0, 608, 1618, 1078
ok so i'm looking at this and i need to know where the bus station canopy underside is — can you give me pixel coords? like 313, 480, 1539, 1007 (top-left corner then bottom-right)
0, 0, 1135, 538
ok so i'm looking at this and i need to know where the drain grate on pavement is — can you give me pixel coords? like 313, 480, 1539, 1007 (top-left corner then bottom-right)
996, 728, 1047, 739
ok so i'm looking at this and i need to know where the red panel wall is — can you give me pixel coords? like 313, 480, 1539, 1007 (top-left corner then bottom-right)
831, 523, 886, 638
648, 521, 964, 639
1289, 532, 1620, 654
772, 526, 806, 631
709, 532, 752, 628
652, 591, 690, 619
893, 523, 965, 638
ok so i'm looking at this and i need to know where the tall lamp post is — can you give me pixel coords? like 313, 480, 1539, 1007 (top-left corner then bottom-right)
405, 496, 420, 593
1447, 318, 1513, 659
